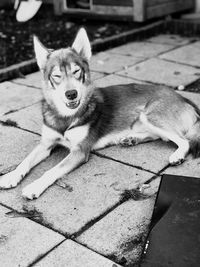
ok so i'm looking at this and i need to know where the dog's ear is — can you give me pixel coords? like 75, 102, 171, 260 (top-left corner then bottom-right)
72, 28, 91, 61
33, 35, 49, 70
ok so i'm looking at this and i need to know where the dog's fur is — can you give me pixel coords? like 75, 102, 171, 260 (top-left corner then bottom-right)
1, 28, 200, 199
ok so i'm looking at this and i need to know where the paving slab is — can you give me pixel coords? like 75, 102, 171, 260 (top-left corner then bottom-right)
0, 81, 42, 116
160, 41, 200, 67
91, 71, 106, 80
0, 149, 153, 235
77, 197, 155, 267
1, 101, 43, 135
90, 52, 143, 74
164, 155, 200, 178
147, 34, 193, 46
117, 58, 200, 87
35, 239, 122, 267
108, 41, 174, 58
12, 71, 43, 88
0, 124, 40, 172
0, 205, 64, 267
97, 140, 174, 174
178, 90, 200, 105
94, 73, 148, 88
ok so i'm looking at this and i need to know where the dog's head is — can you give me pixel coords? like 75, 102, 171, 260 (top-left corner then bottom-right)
34, 28, 92, 116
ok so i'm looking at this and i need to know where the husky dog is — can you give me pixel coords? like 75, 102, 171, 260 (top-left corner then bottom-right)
0, 28, 200, 199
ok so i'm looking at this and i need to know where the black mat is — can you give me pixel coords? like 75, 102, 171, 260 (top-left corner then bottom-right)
140, 174, 200, 267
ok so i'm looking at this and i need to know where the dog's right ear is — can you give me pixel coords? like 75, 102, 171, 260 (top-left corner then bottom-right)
33, 35, 49, 70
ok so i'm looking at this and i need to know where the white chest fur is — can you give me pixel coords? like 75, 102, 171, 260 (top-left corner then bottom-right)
64, 124, 89, 148
42, 124, 90, 150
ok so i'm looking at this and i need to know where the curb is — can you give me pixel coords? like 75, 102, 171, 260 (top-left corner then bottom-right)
0, 20, 164, 83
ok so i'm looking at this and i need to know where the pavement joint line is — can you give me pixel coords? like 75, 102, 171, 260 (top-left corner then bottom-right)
11, 80, 42, 90
1, 196, 121, 265
144, 164, 170, 185
147, 39, 198, 58
28, 239, 66, 267
0, 119, 41, 136
0, 201, 68, 237
28, 237, 120, 267
114, 72, 153, 85
70, 188, 151, 240
72, 239, 122, 266
116, 71, 179, 89
92, 151, 157, 175
2, 100, 42, 116
158, 57, 200, 70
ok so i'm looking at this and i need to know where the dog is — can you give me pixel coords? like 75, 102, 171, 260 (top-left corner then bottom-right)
0, 28, 200, 200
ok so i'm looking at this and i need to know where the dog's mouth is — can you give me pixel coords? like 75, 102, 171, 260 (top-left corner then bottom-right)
65, 100, 80, 109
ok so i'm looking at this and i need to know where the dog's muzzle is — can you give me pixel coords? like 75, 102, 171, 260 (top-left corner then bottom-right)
65, 89, 80, 109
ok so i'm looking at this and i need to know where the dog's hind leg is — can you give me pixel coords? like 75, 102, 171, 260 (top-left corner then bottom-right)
140, 113, 190, 165
22, 147, 89, 199
0, 125, 60, 189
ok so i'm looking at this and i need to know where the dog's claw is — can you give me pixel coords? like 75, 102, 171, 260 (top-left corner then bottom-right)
170, 158, 185, 166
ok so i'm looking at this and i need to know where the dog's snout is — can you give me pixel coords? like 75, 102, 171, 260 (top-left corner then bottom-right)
65, 90, 78, 100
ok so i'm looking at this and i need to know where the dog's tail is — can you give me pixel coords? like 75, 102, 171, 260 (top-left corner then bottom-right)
184, 98, 200, 158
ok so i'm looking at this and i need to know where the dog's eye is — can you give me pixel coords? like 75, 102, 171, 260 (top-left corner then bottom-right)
73, 68, 81, 79
51, 74, 62, 84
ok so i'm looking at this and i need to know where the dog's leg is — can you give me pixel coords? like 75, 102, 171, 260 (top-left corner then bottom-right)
0, 143, 53, 189
140, 113, 189, 165
0, 125, 60, 189
22, 147, 89, 199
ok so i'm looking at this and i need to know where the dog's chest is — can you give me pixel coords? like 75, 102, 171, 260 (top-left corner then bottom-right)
63, 124, 89, 148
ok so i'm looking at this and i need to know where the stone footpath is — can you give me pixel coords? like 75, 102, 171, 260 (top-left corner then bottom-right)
0, 34, 200, 267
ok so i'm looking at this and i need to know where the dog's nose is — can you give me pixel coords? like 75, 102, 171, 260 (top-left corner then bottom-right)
65, 90, 78, 100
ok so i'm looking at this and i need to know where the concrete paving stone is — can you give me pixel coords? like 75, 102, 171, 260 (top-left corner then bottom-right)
77, 197, 155, 267
90, 52, 142, 74
147, 34, 193, 46
117, 58, 199, 87
2, 102, 43, 135
164, 155, 200, 178
178, 90, 200, 105
107, 41, 174, 58
0, 205, 65, 267
98, 140, 174, 174
91, 71, 106, 80
160, 40, 200, 67
0, 81, 42, 116
94, 74, 147, 88
0, 125, 40, 172
0, 149, 153, 235
35, 239, 122, 267
12, 71, 43, 88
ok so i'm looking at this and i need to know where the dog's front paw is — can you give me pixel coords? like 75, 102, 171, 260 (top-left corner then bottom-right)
22, 179, 46, 200
0, 171, 23, 189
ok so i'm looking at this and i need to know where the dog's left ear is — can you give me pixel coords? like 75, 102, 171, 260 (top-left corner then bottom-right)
72, 28, 91, 61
